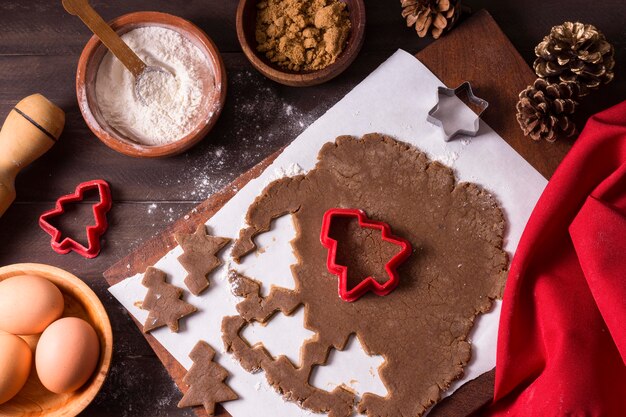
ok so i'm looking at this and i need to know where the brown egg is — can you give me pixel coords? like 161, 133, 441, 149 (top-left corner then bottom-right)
0, 275, 64, 335
35, 317, 100, 394
0, 331, 32, 404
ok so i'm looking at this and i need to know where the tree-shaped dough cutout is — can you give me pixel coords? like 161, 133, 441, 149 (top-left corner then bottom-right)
178, 340, 238, 415
141, 267, 196, 333
175, 224, 230, 296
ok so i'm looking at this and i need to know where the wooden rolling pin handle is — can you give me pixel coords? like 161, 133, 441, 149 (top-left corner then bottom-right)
0, 94, 65, 217
62, 0, 146, 77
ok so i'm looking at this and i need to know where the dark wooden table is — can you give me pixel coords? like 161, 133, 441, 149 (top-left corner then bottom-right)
0, 1, 624, 416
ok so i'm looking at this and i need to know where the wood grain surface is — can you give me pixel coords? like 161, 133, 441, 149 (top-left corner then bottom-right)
0, 1, 625, 416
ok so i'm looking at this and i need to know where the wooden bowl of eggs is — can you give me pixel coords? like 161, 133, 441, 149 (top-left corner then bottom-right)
0, 263, 112, 417
236, 0, 366, 86
76, 12, 227, 158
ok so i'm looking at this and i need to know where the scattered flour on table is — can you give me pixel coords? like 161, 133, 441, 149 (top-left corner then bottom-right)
144, 204, 187, 224
95, 26, 214, 146
264, 163, 304, 186
431, 137, 471, 167
227, 269, 242, 295
135, 68, 325, 211
166, 84, 317, 201
434, 150, 459, 166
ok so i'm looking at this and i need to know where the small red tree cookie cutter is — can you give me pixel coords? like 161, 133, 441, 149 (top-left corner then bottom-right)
39, 179, 112, 259
320, 208, 412, 302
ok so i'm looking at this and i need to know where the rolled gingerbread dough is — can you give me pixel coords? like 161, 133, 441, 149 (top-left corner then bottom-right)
224, 133, 508, 417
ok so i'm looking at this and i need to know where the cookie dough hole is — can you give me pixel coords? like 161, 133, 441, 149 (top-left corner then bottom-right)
233, 214, 298, 296
241, 305, 315, 366
309, 334, 387, 399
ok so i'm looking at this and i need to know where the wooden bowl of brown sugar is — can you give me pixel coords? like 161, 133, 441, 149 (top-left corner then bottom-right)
236, 0, 366, 87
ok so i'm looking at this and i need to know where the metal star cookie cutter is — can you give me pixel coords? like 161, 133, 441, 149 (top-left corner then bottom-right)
427, 82, 489, 142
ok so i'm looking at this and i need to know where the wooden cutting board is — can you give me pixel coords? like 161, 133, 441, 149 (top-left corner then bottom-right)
104, 9, 571, 417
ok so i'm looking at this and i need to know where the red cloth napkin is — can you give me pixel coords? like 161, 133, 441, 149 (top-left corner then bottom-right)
488, 101, 626, 416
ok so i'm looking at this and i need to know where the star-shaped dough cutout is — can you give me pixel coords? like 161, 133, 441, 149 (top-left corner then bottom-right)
175, 224, 231, 296
141, 267, 197, 333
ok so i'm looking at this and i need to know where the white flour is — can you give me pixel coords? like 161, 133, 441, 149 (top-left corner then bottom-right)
95, 26, 213, 146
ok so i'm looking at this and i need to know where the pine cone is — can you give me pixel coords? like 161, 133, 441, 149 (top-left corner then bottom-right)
516, 78, 579, 142
401, 0, 461, 39
534, 22, 614, 96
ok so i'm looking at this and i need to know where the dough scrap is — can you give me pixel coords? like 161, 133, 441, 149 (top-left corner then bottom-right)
141, 267, 197, 333
224, 134, 508, 417
175, 224, 230, 296
222, 272, 355, 417
178, 340, 238, 416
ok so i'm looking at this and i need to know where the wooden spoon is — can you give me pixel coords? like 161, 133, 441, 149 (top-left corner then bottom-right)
62, 0, 173, 104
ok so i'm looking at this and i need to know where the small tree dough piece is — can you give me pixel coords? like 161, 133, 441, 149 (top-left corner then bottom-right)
141, 267, 197, 333
175, 224, 231, 296
223, 134, 509, 417
178, 340, 238, 415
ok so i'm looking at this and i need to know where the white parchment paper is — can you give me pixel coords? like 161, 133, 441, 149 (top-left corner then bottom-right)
109, 50, 547, 416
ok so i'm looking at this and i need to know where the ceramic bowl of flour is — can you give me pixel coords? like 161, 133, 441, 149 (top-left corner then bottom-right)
76, 12, 227, 158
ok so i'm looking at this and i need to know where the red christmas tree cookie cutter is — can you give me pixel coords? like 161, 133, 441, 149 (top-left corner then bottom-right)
320, 208, 412, 302
39, 179, 112, 259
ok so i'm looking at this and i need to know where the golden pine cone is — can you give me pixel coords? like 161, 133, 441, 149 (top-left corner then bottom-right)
516, 78, 579, 142
401, 0, 461, 39
533, 21, 614, 96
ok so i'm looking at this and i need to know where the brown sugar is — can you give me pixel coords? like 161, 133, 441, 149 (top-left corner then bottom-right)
255, 0, 351, 71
